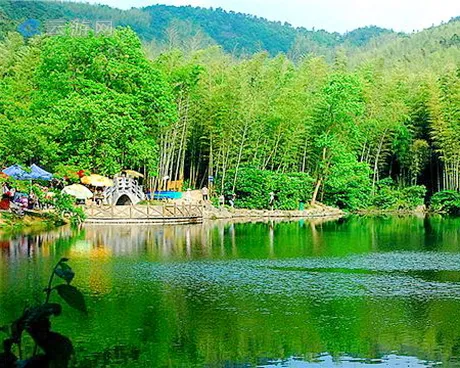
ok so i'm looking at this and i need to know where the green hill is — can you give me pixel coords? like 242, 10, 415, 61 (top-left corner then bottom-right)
349, 17, 460, 71
0, 0, 396, 56
0, 0, 459, 64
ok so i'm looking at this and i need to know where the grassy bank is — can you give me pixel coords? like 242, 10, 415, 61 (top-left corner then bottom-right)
0, 211, 66, 233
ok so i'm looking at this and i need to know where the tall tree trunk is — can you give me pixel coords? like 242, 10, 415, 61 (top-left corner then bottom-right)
311, 147, 327, 206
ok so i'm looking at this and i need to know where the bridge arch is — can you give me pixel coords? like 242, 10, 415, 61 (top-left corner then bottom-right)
115, 194, 134, 206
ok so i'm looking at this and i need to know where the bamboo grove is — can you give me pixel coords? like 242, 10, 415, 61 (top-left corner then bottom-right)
1, 25, 460, 210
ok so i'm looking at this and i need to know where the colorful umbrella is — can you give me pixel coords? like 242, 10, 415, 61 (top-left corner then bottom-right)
2, 164, 32, 180
62, 184, 93, 199
123, 170, 144, 178
30, 164, 53, 181
81, 174, 114, 187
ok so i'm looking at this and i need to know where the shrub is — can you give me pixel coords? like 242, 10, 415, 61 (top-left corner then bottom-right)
52, 192, 86, 225
430, 190, 460, 214
371, 179, 426, 211
218, 168, 314, 210
323, 152, 372, 210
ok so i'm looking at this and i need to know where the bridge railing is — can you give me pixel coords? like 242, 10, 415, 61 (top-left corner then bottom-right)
84, 203, 203, 220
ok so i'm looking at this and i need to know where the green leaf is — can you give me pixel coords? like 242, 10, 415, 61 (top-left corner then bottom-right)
55, 285, 87, 314
54, 263, 75, 284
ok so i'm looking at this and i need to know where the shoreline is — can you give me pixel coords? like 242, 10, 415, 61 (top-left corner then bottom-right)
0, 211, 65, 232
203, 204, 345, 220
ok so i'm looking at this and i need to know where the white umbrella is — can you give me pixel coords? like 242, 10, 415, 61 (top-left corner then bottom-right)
62, 184, 93, 199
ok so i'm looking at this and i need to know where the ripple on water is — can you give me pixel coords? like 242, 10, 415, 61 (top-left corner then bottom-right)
259, 354, 442, 367
129, 252, 460, 301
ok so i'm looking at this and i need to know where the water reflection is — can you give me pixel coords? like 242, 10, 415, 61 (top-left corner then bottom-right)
2, 216, 460, 367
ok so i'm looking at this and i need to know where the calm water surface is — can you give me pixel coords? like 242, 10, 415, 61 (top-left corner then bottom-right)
2, 216, 460, 367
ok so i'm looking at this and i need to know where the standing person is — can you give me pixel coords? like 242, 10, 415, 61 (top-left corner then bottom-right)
269, 192, 275, 211
29, 191, 37, 210
95, 188, 103, 206
185, 188, 192, 203
202, 186, 209, 202
2, 183, 9, 194
219, 194, 225, 208
229, 193, 236, 208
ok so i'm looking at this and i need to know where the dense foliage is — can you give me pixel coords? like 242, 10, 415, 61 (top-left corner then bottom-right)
372, 179, 427, 211
219, 168, 314, 210
0, 28, 176, 175
1, 1, 460, 211
430, 190, 460, 214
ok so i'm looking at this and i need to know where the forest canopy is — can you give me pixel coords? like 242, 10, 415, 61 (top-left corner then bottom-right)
1, 1, 460, 211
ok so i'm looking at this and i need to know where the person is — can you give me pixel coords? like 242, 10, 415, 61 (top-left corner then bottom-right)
0, 193, 10, 210
219, 194, 225, 208
269, 192, 275, 210
229, 193, 236, 208
2, 183, 9, 194
29, 192, 37, 210
202, 186, 209, 202
185, 188, 192, 203
17, 195, 28, 209
94, 188, 104, 206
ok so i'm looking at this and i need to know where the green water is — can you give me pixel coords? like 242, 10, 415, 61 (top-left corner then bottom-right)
2, 216, 460, 367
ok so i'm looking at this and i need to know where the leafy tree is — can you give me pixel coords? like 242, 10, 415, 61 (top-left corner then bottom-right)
32, 28, 176, 175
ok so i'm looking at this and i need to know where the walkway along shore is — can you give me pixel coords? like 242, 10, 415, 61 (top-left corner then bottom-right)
83, 202, 344, 224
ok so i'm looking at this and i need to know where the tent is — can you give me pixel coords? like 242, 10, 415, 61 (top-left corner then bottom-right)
30, 164, 53, 181
2, 165, 32, 180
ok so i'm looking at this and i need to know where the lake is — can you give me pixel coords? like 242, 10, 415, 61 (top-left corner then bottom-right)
2, 216, 460, 367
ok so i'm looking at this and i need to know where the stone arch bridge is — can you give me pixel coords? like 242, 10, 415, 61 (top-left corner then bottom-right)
104, 176, 145, 206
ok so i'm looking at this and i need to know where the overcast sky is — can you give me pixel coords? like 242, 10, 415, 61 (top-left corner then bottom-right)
86, 0, 460, 33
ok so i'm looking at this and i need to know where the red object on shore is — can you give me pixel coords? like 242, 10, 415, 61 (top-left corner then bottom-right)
76, 170, 86, 178
0, 198, 10, 210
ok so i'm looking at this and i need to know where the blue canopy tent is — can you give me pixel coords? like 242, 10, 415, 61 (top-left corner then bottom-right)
2, 165, 33, 180
30, 164, 53, 181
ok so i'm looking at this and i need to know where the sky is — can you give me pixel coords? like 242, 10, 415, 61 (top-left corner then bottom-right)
85, 0, 460, 33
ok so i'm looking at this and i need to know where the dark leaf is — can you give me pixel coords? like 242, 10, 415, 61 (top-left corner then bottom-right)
0, 339, 17, 367
55, 285, 87, 313
23, 303, 61, 333
59, 263, 71, 271
60, 258, 70, 263
54, 264, 75, 285
0, 352, 17, 368
36, 332, 73, 367
26, 304, 62, 324
24, 304, 62, 345
0, 325, 8, 334
11, 317, 25, 344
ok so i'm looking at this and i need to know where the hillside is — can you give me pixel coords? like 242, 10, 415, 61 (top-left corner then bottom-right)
0, 0, 396, 56
0, 0, 459, 65
349, 17, 460, 71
